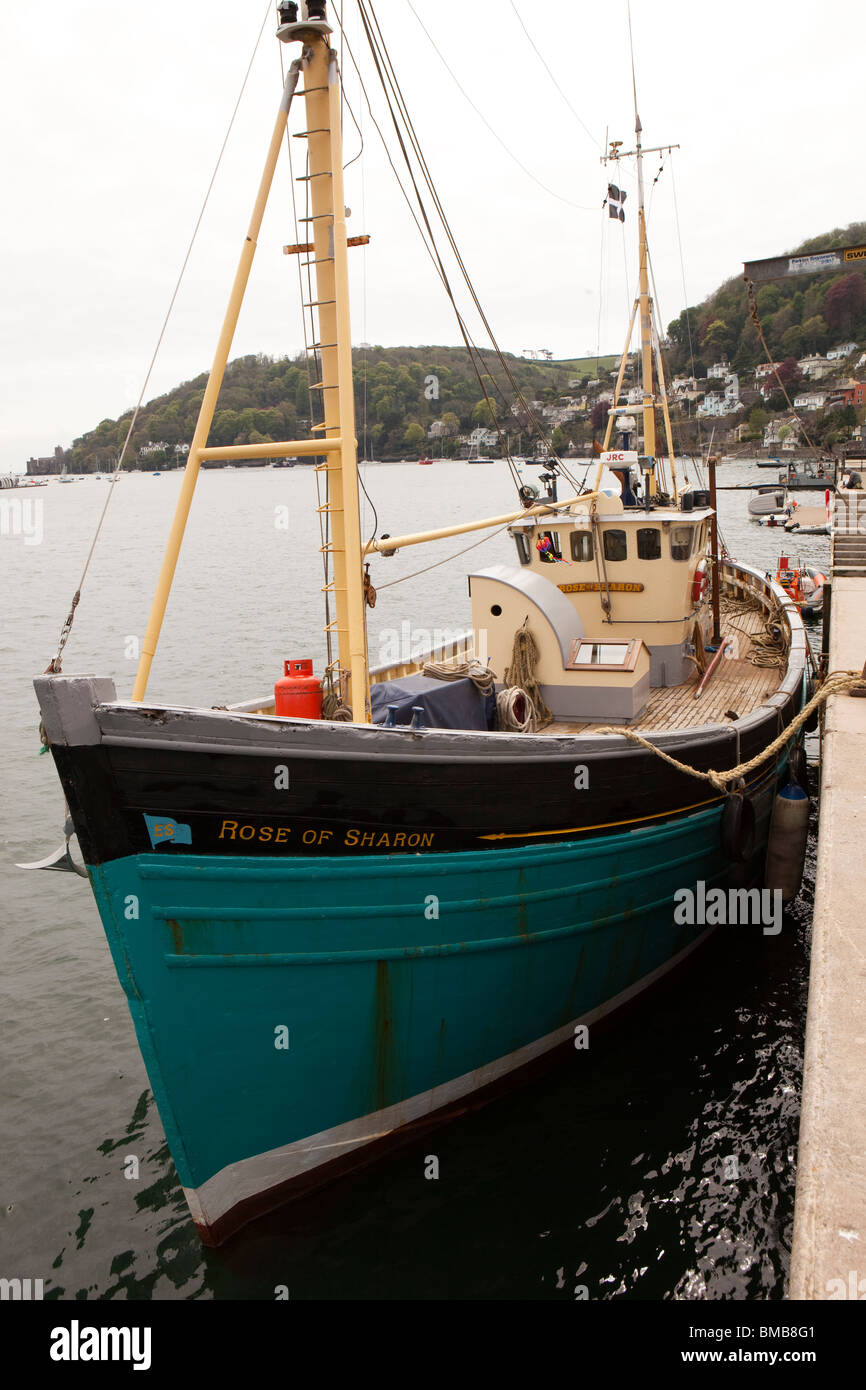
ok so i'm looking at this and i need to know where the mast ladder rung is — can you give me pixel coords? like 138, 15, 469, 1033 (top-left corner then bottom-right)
323, 621, 340, 632
292, 128, 329, 138
316, 502, 344, 513
295, 171, 332, 181
300, 257, 335, 267
309, 342, 337, 351
298, 213, 334, 223
303, 299, 336, 308
308, 382, 338, 392
299, 86, 329, 94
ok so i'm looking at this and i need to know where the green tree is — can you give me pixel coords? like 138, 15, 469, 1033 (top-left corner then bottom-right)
801, 315, 828, 353
440, 410, 460, 436
702, 319, 730, 357
780, 325, 803, 358
404, 422, 425, 449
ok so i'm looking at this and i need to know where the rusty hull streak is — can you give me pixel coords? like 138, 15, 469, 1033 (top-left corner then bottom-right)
166, 918, 184, 955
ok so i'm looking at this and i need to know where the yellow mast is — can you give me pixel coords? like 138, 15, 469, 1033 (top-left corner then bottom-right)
132, 3, 372, 717
633, 116, 656, 471
131, 59, 303, 702
289, 10, 369, 719
599, 119, 680, 501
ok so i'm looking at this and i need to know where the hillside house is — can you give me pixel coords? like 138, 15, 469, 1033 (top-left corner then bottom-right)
827, 342, 859, 361
798, 355, 835, 380
793, 391, 827, 411
763, 416, 800, 448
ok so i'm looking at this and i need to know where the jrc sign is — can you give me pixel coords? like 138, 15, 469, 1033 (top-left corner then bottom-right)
599, 450, 639, 464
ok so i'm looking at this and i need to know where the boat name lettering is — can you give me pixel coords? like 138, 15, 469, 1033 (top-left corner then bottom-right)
217, 819, 435, 849
219, 820, 292, 842
557, 582, 644, 593
344, 829, 435, 848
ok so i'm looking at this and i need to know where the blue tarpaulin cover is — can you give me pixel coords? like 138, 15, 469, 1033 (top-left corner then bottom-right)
370, 674, 494, 731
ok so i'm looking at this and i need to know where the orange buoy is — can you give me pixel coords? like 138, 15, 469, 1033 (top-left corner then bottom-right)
274, 658, 322, 719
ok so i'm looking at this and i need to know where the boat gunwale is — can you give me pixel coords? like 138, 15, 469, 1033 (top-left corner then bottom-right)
38, 561, 808, 760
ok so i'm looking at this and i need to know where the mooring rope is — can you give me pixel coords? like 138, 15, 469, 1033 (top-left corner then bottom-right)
588, 669, 865, 794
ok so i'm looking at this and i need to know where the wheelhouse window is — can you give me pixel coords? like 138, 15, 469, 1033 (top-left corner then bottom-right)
603, 529, 627, 562
567, 638, 639, 671
536, 529, 562, 563
513, 531, 531, 565
569, 530, 594, 562
636, 527, 661, 560
670, 524, 694, 561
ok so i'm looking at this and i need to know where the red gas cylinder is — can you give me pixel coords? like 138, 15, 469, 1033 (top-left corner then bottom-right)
274, 658, 322, 719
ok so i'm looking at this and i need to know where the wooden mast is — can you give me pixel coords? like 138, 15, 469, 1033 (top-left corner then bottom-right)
286, 6, 370, 720
599, 120, 680, 500
131, 56, 303, 703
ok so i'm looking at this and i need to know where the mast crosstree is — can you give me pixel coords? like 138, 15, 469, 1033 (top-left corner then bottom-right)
600, 113, 680, 500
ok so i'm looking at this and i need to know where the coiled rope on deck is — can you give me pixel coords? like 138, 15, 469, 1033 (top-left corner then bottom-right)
588, 669, 865, 795
502, 624, 553, 731
421, 656, 495, 694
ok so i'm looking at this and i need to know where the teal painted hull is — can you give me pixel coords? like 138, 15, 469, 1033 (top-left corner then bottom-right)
88, 784, 775, 1239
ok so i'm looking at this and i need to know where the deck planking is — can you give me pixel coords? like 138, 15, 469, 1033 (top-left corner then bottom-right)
545, 605, 781, 736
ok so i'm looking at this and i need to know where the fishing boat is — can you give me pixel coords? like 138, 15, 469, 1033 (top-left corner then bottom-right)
777, 459, 834, 490
30, 2, 810, 1246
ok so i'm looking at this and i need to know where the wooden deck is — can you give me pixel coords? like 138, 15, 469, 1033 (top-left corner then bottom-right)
546, 605, 782, 735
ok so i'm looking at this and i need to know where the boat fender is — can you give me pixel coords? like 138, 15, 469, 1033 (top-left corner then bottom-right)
765, 781, 810, 903
691, 558, 709, 605
787, 743, 809, 793
720, 787, 755, 864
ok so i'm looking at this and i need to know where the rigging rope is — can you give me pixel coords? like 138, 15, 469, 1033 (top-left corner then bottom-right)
506, 0, 601, 151
352, 1, 585, 495
405, 0, 597, 212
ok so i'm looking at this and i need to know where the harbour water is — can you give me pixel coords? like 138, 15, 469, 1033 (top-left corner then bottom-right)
1, 458, 826, 1299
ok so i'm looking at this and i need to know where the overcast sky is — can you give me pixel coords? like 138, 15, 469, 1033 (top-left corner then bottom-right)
1, 0, 861, 473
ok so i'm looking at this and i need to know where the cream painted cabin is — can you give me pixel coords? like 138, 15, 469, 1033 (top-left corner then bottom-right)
470, 492, 714, 724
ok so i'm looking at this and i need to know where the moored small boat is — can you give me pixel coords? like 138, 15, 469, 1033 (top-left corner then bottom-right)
772, 555, 828, 615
